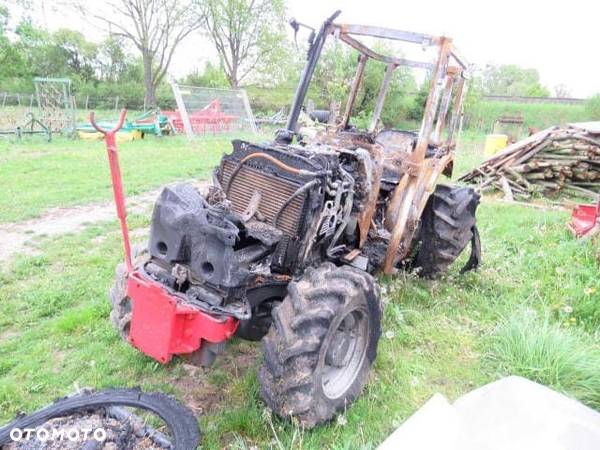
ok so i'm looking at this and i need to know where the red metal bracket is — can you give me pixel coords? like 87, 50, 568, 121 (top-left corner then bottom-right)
90, 109, 133, 272
127, 272, 239, 363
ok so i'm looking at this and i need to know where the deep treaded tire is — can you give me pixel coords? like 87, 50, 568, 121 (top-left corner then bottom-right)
258, 263, 382, 427
109, 246, 149, 340
414, 184, 480, 276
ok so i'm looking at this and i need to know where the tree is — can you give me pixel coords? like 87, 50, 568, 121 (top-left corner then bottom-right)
585, 94, 600, 120
52, 29, 98, 83
77, 0, 202, 106
182, 61, 229, 88
198, 0, 286, 88
0, 6, 28, 79
313, 42, 416, 127
553, 83, 572, 98
97, 36, 130, 82
480, 64, 550, 97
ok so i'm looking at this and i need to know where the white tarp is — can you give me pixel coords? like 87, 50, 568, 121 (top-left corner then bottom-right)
378, 376, 600, 450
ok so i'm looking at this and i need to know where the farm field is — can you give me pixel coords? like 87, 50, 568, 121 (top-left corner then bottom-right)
0, 134, 598, 449
0, 134, 251, 224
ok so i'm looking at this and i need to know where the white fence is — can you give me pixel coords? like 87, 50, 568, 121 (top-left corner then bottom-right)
169, 81, 257, 138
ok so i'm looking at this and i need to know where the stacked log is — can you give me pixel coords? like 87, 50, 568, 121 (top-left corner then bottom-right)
459, 123, 600, 200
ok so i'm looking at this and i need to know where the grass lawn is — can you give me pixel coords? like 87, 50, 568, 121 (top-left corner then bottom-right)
0, 130, 483, 225
1, 203, 599, 448
0, 134, 250, 224
0, 133, 599, 448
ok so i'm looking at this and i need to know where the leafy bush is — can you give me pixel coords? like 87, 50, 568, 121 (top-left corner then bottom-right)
486, 309, 600, 409
585, 94, 600, 120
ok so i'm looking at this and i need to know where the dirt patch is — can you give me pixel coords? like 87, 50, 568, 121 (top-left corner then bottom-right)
0, 181, 209, 265
0, 328, 21, 341
171, 341, 259, 416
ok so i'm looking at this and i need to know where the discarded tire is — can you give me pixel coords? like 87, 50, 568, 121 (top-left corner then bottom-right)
0, 388, 200, 450
414, 184, 481, 276
259, 263, 382, 427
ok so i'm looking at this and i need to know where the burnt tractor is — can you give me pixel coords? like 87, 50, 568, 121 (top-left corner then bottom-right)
100, 11, 481, 428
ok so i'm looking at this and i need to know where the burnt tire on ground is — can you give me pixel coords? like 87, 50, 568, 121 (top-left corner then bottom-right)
414, 184, 481, 277
258, 263, 382, 427
109, 246, 149, 340
0, 388, 201, 449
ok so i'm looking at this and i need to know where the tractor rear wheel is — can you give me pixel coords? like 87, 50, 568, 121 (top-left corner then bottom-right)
414, 184, 481, 277
109, 246, 149, 341
258, 263, 381, 427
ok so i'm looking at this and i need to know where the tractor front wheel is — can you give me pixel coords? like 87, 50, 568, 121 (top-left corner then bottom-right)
258, 263, 381, 427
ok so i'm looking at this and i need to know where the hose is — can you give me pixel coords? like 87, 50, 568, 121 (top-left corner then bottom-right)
273, 179, 321, 227
225, 152, 322, 196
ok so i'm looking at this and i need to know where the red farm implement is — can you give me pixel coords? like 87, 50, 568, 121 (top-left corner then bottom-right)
570, 197, 600, 238
164, 99, 238, 134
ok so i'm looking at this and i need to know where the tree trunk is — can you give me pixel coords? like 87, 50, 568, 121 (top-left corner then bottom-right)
228, 60, 239, 88
142, 52, 157, 107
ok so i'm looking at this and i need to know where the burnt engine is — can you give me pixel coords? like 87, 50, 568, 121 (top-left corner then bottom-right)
144, 139, 365, 339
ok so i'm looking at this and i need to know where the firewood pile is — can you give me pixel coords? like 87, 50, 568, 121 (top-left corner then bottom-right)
459, 123, 600, 200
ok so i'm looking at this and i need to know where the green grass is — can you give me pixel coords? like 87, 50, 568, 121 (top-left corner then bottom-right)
467, 101, 589, 133
0, 134, 248, 223
1, 133, 599, 448
0, 196, 598, 448
486, 309, 600, 409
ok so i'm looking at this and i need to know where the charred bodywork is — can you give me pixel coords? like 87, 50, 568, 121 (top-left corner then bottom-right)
140, 136, 389, 339
103, 10, 481, 429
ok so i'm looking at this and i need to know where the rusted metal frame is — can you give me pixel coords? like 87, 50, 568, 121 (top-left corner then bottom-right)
338, 33, 434, 70
335, 23, 435, 45
283, 19, 337, 138
383, 38, 453, 274
384, 171, 410, 231
447, 76, 467, 145
357, 144, 384, 247
369, 63, 396, 132
415, 154, 453, 213
433, 74, 456, 142
450, 49, 469, 71
341, 54, 368, 129
414, 38, 452, 162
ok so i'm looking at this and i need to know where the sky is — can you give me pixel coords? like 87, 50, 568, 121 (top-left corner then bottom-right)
29, 0, 600, 97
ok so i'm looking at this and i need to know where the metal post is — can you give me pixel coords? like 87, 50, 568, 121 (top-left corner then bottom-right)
169, 77, 194, 138
369, 63, 396, 132
447, 76, 466, 145
282, 11, 341, 139
85, 95, 89, 111
341, 54, 368, 129
433, 74, 455, 142
114, 96, 119, 112
240, 89, 258, 134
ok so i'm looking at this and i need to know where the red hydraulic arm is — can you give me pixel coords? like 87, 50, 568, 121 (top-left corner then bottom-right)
89, 109, 133, 272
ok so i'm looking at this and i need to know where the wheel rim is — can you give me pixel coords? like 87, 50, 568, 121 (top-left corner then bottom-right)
321, 305, 369, 399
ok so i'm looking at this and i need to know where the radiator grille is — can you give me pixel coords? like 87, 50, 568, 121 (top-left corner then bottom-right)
221, 160, 306, 236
